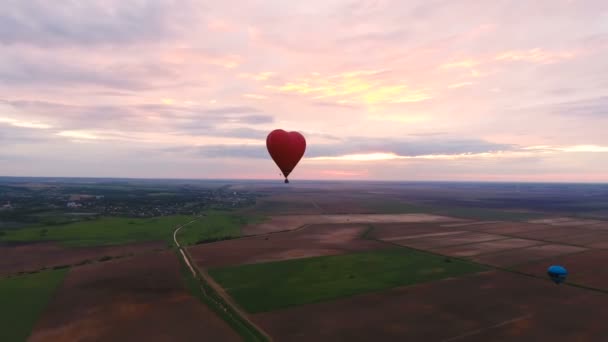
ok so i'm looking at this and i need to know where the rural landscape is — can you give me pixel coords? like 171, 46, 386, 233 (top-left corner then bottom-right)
2, 178, 608, 341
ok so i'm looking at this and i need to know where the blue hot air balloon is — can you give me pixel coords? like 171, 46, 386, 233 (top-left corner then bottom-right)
547, 265, 568, 284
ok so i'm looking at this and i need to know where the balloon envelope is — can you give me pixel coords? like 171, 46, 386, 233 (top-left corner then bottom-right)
266, 129, 306, 181
547, 265, 568, 284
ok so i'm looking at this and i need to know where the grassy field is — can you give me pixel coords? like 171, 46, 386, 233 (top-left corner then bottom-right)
177, 211, 266, 246
0, 269, 68, 342
365, 201, 546, 221
0, 211, 265, 248
209, 248, 486, 313
0, 215, 194, 247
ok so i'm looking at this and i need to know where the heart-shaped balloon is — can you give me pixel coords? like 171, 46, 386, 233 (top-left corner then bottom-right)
266, 129, 306, 183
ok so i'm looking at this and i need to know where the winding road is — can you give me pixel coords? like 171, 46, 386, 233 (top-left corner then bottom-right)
173, 219, 198, 276
172, 217, 272, 341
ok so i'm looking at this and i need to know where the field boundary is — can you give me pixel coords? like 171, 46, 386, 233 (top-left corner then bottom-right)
363, 225, 608, 294
174, 220, 271, 342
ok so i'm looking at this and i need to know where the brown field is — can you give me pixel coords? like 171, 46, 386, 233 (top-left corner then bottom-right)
252, 270, 608, 341
189, 224, 388, 268
29, 251, 240, 342
515, 250, 608, 291
0, 241, 165, 276
368, 222, 458, 240
392, 232, 507, 250
432, 238, 543, 257
528, 218, 605, 226
453, 221, 608, 247
242, 215, 322, 235
441, 221, 502, 228
504, 227, 591, 240
471, 245, 587, 267
247, 196, 323, 215
522, 230, 608, 246
366, 222, 594, 268
242, 213, 461, 235
454, 222, 557, 234
246, 192, 417, 215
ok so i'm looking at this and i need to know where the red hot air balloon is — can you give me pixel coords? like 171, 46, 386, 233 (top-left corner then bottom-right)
266, 129, 306, 183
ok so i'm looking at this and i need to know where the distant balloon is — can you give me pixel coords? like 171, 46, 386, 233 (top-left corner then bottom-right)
547, 265, 568, 285
266, 129, 306, 183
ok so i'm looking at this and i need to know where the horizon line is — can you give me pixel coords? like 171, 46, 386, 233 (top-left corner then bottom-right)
1, 175, 607, 185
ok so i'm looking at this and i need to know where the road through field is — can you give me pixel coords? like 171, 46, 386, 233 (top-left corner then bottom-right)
174, 219, 198, 275
173, 217, 272, 341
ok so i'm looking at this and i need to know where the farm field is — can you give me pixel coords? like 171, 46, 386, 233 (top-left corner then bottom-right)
241, 213, 459, 235
0, 215, 195, 247
249, 191, 548, 221
209, 248, 486, 313
195, 205, 608, 341
189, 224, 387, 268
28, 251, 241, 342
176, 211, 266, 246
3, 179, 608, 341
0, 269, 67, 342
0, 241, 165, 276
1, 211, 260, 249
252, 270, 608, 341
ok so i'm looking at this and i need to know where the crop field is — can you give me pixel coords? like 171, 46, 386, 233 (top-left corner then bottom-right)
209, 248, 486, 313
0, 269, 67, 342
247, 189, 549, 221
252, 270, 608, 341
1, 211, 263, 249
189, 224, 387, 268
0, 241, 165, 276
28, 251, 241, 342
0, 215, 194, 247
177, 211, 266, 246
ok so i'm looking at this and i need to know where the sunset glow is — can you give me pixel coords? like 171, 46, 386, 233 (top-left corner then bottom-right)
1, 1, 607, 182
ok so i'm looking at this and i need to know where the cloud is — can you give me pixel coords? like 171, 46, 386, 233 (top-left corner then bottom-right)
0, 0, 192, 47
170, 137, 514, 161
543, 96, 608, 117
0, 124, 53, 144
524, 145, 608, 153
440, 59, 480, 69
266, 70, 432, 105
447, 82, 474, 89
1, 1, 607, 181
243, 94, 268, 100
304, 137, 514, 158
335, 30, 409, 46
0, 117, 52, 129
201, 106, 262, 115
0, 51, 178, 90
494, 48, 577, 64
239, 72, 276, 81
170, 144, 267, 159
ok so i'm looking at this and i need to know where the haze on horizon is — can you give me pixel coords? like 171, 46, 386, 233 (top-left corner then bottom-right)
1, 0, 607, 182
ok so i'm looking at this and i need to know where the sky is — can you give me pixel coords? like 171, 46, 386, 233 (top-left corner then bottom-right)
1, 0, 607, 182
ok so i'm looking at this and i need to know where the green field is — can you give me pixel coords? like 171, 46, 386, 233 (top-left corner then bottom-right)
177, 211, 266, 246
0, 211, 265, 248
0, 269, 68, 342
209, 248, 486, 313
0, 215, 194, 247
367, 201, 546, 221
